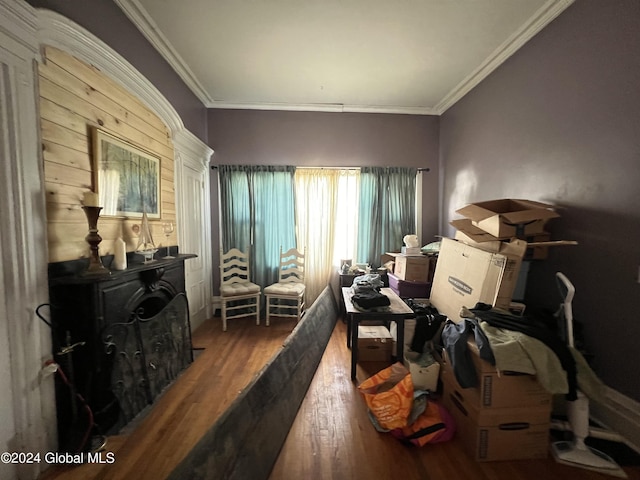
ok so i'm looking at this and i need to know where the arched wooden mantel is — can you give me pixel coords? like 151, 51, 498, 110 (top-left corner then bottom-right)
37, 9, 215, 330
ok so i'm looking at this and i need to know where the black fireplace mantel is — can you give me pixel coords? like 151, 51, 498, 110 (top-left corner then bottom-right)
48, 252, 197, 285
48, 252, 197, 452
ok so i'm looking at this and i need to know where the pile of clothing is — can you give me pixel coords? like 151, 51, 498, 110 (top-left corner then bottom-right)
350, 274, 390, 310
441, 303, 605, 402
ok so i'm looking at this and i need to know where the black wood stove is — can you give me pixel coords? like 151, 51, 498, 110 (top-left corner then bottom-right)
47, 252, 196, 452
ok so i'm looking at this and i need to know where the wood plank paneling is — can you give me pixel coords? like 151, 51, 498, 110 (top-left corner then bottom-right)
44, 47, 169, 136
40, 46, 177, 262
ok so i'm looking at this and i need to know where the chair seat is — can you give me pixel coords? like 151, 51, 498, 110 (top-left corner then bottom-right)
264, 282, 306, 296
221, 281, 261, 297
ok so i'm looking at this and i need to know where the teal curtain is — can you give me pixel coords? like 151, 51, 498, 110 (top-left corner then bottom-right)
218, 165, 297, 290
219, 165, 251, 253
357, 167, 417, 267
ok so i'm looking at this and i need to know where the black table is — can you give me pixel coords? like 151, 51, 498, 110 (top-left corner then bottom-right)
342, 287, 415, 380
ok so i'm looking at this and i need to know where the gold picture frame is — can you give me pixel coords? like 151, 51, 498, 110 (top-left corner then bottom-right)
92, 127, 161, 218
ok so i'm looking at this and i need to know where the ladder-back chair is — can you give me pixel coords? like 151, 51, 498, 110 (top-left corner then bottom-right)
263, 247, 306, 326
219, 247, 261, 331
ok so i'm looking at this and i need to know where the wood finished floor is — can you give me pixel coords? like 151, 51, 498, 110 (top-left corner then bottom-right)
40, 315, 640, 480
39, 315, 298, 480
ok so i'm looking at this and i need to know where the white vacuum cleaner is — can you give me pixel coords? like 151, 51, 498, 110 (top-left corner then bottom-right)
550, 272, 627, 478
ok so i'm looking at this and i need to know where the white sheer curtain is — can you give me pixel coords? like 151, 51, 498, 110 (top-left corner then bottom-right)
333, 169, 359, 267
295, 168, 360, 305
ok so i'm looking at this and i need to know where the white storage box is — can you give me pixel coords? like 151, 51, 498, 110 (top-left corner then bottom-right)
404, 350, 440, 391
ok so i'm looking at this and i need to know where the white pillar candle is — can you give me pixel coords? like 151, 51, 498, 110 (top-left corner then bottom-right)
113, 237, 127, 270
83, 191, 100, 207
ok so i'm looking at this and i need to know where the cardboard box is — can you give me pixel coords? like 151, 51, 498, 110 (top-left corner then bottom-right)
394, 254, 434, 282
388, 273, 431, 298
440, 355, 552, 409
441, 374, 550, 461
404, 350, 440, 391
429, 238, 526, 322
440, 339, 552, 409
452, 221, 553, 260
358, 325, 393, 362
381, 252, 400, 268
455, 198, 559, 239
450, 218, 502, 246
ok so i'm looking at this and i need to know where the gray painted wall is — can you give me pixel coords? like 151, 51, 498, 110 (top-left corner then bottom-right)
440, 0, 640, 402
207, 109, 440, 293
27, 0, 208, 142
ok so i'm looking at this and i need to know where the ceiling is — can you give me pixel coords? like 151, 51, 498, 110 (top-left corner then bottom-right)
115, 0, 574, 115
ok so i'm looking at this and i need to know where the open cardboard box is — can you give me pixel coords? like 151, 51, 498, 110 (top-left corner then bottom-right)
451, 218, 577, 260
455, 198, 560, 239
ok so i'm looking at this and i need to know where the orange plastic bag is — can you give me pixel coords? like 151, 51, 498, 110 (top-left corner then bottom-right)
391, 400, 456, 446
358, 362, 414, 430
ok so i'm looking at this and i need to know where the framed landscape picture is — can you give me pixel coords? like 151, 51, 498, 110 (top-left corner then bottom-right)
93, 127, 161, 218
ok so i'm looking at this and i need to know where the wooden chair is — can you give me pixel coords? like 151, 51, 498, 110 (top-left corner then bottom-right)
263, 247, 306, 326
219, 247, 261, 331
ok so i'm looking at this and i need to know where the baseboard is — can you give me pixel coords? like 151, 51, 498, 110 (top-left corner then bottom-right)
212, 295, 221, 315
590, 385, 640, 454
212, 295, 221, 309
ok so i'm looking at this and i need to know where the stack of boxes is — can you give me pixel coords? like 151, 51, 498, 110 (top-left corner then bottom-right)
450, 198, 562, 261
385, 252, 437, 298
439, 341, 552, 461
428, 199, 565, 461
431, 198, 568, 322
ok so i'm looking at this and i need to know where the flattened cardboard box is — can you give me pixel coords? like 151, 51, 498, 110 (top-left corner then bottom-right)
429, 238, 526, 322
451, 219, 554, 260
455, 198, 559, 239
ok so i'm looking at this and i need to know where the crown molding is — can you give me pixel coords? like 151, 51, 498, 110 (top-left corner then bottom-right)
114, 0, 213, 106
435, 0, 575, 114
207, 101, 437, 115
112, 0, 439, 116
173, 128, 214, 167
116, 0, 573, 116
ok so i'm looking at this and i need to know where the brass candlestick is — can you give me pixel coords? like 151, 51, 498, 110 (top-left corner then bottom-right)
82, 206, 111, 276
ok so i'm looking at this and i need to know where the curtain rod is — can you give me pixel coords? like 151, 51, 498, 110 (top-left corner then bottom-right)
210, 165, 430, 172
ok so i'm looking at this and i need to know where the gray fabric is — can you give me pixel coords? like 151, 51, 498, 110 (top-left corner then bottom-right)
441, 317, 495, 388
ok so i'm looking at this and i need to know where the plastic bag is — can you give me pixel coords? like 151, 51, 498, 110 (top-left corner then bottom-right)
391, 399, 455, 447
358, 363, 414, 430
